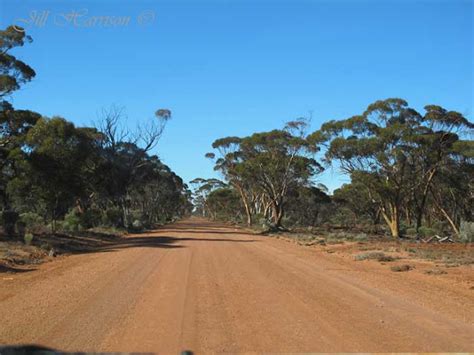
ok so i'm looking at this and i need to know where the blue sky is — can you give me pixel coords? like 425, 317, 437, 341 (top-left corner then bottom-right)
1, 0, 472, 191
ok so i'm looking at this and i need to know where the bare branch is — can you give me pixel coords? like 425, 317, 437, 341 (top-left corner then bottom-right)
95, 105, 129, 150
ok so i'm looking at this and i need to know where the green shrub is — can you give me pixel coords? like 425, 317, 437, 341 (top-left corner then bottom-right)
325, 232, 346, 244
459, 221, 474, 243
432, 221, 445, 233
80, 207, 102, 228
24, 233, 34, 245
405, 228, 417, 236
102, 207, 122, 227
418, 226, 437, 238
62, 209, 83, 232
354, 233, 368, 241
19, 212, 44, 232
329, 207, 355, 228
399, 222, 409, 236
258, 217, 270, 229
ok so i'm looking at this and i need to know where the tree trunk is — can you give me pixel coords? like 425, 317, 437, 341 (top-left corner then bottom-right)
381, 203, 400, 238
244, 204, 252, 226
271, 201, 284, 228
415, 169, 436, 233
388, 218, 400, 238
432, 199, 460, 236
236, 185, 252, 226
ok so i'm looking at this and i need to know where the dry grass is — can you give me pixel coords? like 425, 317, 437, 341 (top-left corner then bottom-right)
354, 251, 398, 262
405, 247, 474, 266
0, 241, 48, 272
279, 230, 472, 281
390, 264, 413, 272
424, 268, 448, 275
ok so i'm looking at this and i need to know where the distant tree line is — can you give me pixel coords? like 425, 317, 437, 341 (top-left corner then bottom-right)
0, 26, 192, 238
193, 101, 473, 240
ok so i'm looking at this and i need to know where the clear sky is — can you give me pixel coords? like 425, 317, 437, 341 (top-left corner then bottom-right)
1, 0, 472, 191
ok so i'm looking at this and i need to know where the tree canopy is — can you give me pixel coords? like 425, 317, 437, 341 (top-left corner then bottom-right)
0, 26, 191, 237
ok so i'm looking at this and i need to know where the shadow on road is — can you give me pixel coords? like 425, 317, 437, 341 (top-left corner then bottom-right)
0, 220, 256, 273
0, 265, 37, 274
92, 234, 256, 254
156, 229, 254, 236
155, 220, 256, 236
31, 232, 257, 257
0, 345, 194, 355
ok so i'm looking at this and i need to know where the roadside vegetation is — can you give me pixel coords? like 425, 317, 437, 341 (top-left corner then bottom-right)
0, 26, 192, 267
191, 90, 473, 244
192, 105, 472, 241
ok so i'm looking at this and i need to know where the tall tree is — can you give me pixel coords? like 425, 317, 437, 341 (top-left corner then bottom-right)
95, 106, 172, 227
311, 98, 473, 238
0, 26, 39, 236
209, 119, 323, 229
0, 26, 36, 99
19, 117, 102, 229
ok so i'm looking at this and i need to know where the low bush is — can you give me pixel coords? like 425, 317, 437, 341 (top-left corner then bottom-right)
258, 217, 270, 229
459, 221, 474, 243
19, 212, 44, 233
418, 226, 438, 238
24, 233, 34, 245
80, 207, 102, 228
391, 264, 412, 272
102, 207, 122, 227
355, 251, 396, 262
62, 209, 83, 232
424, 268, 447, 275
354, 233, 369, 241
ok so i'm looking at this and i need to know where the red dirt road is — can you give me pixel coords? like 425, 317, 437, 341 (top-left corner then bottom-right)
1, 220, 473, 353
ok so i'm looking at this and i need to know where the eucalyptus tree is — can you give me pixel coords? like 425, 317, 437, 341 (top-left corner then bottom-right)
311, 98, 472, 238
190, 177, 226, 218
238, 122, 322, 228
0, 104, 41, 209
0, 25, 38, 204
127, 157, 191, 226
0, 26, 40, 236
404, 105, 473, 233
19, 117, 102, 229
428, 140, 473, 235
206, 137, 255, 225
209, 119, 323, 229
333, 178, 381, 226
0, 26, 36, 99
95, 106, 172, 227
206, 187, 242, 222
284, 185, 331, 227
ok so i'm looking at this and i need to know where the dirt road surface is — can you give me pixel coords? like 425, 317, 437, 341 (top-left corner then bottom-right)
1, 219, 473, 353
